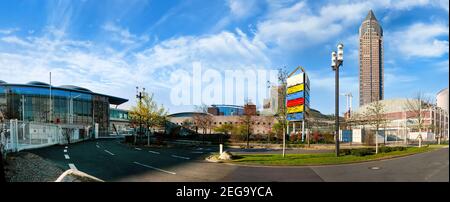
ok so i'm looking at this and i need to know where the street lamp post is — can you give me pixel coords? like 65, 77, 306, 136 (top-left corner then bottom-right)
331, 43, 344, 157
136, 86, 145, 145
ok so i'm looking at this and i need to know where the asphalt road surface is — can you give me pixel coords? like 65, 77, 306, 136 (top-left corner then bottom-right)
30, 139, 449, 182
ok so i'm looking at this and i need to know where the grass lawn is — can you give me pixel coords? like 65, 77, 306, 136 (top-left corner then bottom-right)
229, 145, 448, 166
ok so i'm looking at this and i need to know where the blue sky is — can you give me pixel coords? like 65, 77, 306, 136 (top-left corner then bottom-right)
0, 0, 448, 115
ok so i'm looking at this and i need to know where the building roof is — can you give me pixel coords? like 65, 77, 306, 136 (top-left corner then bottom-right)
59, 85, 92, 92
167, 112, 210, 118
354, 98, 421, 114
360, 9, 383, 37
437, 88, 449, 95
0, 81, 128, 105
211, 104, 244, 109
365, 10, 378, 21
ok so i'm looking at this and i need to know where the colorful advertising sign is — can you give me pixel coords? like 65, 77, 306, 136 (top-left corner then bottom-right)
286, 72, 309, 122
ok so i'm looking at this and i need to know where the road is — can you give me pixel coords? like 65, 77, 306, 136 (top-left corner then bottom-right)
30, 139, 449, 182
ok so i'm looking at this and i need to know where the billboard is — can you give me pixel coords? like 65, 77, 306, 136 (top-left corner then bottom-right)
286, 72, 310, 122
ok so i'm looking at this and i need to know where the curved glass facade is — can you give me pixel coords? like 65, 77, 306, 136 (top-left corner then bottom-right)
0, 83, 127, 137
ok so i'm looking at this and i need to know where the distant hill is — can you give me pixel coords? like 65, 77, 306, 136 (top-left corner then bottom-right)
309, 108, 344, 121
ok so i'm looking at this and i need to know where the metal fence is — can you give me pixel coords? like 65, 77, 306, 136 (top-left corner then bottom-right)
1, 119, 92, 154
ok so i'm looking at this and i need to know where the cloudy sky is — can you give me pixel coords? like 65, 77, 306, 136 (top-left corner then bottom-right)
0, 0, 448, 115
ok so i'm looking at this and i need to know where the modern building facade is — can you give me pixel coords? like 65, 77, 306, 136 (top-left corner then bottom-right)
207, 104, 244, 116
261, 85, 284, 116
436, 88, 449, 113
109, 108, 131, 135
351, 98, 448, 142
359, 10, 384, 107
0, 81, 128, 137
168, 112, 276, 136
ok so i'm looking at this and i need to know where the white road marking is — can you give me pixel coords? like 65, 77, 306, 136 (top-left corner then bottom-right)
65, 146, 68, 149
68, 163, 78, 170
171, 155, 190, 160
191, 151, 204, 154
104, 150, 115, 156
64, 149, 67, 153
64, 154, 70, 159
148, 150, 160, 154
425, 161, 449, 181
96, 145, 100, 148
133, 162, 176, 175
135, 148, 142, 151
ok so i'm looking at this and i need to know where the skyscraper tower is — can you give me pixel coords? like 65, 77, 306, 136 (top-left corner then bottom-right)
359, 10, 383, 106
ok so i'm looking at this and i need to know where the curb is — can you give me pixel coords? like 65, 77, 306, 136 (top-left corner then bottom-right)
55, 169, 104, 182
218, 147, 448, 168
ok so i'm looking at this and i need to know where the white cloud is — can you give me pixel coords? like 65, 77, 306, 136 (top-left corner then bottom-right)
254, 1, 373, 50
0, 26, 272, 111
102, 22, 149, 45
435, 60, 449, 72
253, 0, 448, 51
227, 0, 258, 19
1, 36, 32, 47
0, 28, 20, 35
388, 23, 449, 58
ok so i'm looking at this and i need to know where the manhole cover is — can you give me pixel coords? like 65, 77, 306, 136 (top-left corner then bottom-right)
369, 166, 381, 170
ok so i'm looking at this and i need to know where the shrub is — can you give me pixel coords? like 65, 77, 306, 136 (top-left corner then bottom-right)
378, 146, 392, 153
351, 148, 374, 156
340, 149, 352, 156
289, 134, 297, 142
391, 146, 406, 151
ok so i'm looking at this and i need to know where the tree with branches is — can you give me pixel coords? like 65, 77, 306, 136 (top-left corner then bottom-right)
239, 113, 254, 149
404, 92, 432, 147
129, 92, 168, 145
363, 100, 388, 153
214, 123, 233, 144
274, 67, 288, 157
193, 104, 213, 144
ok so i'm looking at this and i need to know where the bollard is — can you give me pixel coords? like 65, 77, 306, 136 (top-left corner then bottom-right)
219, 144, 223, 154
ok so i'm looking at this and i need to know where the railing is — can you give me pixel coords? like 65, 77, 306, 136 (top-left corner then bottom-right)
0, 119, 91, 154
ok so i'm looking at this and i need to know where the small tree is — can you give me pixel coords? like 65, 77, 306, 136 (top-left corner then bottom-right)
240, 114, 254, 149
275, 67, 289, 157
63, 128, 72, 145
193, 104, 213, 144
272, 121, 284, 142
405, 92, 431, 147
364, 100, 387, 154
129, 92, 168, 145
214, 123, 233, 144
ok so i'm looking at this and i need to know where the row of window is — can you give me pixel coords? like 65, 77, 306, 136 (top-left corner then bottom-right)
176, 121, 274, 126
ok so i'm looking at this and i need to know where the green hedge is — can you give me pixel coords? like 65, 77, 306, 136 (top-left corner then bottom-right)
340, 147, 407, 156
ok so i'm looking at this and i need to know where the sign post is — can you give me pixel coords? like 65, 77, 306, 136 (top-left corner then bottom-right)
286, 67, 310, 145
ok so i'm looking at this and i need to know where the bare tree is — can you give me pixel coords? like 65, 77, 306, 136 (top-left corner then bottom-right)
263, 115, 274, 143
63, 128, 73, 145
193, 104, 213, 144
364, 100, 387, 154
404, 92, 432, 147
275, 67, 288, 157
239, 113, 254, 149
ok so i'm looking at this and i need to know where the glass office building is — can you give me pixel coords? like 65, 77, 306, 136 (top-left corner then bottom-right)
110, 108, 131, 135
0, 81, 128, 137
208, 104, 244, 116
